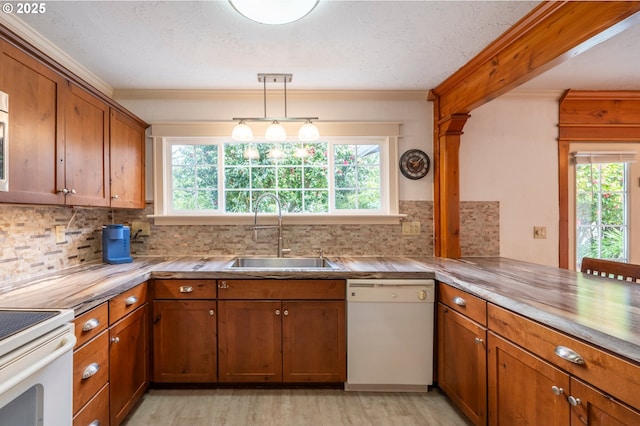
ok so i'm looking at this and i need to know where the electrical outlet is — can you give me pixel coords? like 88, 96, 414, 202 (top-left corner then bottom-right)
533, 226, 547, 239
55, 225, 66, 243
131, 221, 150, 237
402, 221, 421, 236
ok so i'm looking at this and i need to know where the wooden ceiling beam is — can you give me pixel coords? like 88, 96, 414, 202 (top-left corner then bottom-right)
429, 1, 640, 120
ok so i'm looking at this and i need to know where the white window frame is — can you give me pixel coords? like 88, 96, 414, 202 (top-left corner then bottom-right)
150, 122, 403, 225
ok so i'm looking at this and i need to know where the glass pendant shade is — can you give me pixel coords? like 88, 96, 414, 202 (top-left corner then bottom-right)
268, 146, 285, 160
232, 121, 253, 141
298, 121, 320, 141
243, 146, 260, 160
265, 121, 287, 141
230, 0, 319, 25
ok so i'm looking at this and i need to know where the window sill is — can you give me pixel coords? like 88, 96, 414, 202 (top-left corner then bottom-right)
149, 214, 406, 226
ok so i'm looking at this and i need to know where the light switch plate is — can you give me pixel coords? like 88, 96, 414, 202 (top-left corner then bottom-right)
533, 226, 547, 239
55, 225, 66, 243
402, 221, 421, 236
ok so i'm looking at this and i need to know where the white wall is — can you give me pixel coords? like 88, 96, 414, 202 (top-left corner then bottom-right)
116, 92, 433, 202
460, 92, 561, 267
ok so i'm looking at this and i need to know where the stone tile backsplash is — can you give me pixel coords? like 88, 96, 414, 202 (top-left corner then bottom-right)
0, 200, 499, 284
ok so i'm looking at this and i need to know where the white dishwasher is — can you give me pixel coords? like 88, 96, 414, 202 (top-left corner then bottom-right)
345, 279, 435, 392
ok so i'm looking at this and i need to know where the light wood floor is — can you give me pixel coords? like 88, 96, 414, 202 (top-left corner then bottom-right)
122, 387, 470, 426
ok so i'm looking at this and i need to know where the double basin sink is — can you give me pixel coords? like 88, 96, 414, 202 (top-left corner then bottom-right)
227, 257, 340, 271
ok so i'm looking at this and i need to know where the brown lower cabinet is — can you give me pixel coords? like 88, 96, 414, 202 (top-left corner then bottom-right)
217, 279, 346, 384
438, 281, 640, 426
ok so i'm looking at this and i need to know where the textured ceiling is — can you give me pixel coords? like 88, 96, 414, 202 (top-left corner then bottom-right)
11, 0, 539, 91
8, 1, 640, 92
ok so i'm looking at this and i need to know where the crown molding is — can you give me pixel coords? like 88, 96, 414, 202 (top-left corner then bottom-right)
113, 89, 430, 102
0, 13, 113, 97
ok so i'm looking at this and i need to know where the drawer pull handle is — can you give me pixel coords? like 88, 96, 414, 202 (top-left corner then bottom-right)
125, 296, 138, 306
452, 296, 466, 306
82, 318, 100, 331
554, 346, 585, 365
89, 421, 100, 426
218, 281, 229, 289
179, 286, 193, 293
568, 396, 582, 407
551, 386, 564, 396
82, 363, 100, 379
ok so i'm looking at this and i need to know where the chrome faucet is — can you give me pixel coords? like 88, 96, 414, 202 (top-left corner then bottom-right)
252, 193, 288, 257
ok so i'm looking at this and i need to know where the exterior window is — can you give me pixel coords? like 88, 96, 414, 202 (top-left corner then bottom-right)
575, 162, 628, 266
163, 137, 388, 216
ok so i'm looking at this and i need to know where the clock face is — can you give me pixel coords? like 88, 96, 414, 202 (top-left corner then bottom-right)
399, 149, 430, 180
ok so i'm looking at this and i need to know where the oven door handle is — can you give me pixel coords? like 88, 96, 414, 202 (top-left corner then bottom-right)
0, 333, 77, 396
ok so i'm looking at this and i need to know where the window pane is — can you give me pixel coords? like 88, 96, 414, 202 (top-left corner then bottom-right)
304, 190, 329, 213
197, 190, 218, 209
279, 190, 303, 212
252, 167, 276, 188
225, 167, 249, 189
277, 167, 302, 188
225, 191, 249, 213
335, 190, 356, 209
170, 143, 219, 211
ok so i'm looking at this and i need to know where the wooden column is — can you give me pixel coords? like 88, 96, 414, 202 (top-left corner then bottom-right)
433, 113, 470, 258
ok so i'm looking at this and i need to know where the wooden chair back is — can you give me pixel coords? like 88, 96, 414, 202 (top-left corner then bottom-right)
580, 257, 640, 283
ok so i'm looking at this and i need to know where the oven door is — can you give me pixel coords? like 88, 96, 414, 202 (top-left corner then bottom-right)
0, 324, 76, 426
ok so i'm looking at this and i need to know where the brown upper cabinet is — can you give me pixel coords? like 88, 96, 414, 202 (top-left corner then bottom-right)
0, 33, 147, 208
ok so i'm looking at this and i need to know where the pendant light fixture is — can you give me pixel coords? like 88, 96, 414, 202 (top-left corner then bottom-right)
232, 73, 320, 143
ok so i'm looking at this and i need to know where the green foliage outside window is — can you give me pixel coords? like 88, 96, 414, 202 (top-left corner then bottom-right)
169, 140, 382, 214
576, 162, 628, 264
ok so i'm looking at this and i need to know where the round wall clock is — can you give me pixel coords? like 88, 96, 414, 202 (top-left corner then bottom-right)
399, 149, 430, 180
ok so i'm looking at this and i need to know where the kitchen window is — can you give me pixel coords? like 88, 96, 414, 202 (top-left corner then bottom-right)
151, 123, 401, 225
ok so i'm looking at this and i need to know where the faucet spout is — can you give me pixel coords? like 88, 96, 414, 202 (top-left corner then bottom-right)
252, 193, 286, 257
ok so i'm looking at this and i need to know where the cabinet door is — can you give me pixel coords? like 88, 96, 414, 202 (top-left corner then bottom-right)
437, 303, 487, 426
62, 83, 109, 206
110, 109, 146, 208
488, 332, 570, 426
283, 301, 346, 383
152, 300, 217, 383
0, 39, 65, 204
217, 300, 282, 383
569, 378, 640, 426
110, 304, 148, 426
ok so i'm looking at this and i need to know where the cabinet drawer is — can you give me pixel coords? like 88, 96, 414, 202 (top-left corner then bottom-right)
73, 331, 109, 414
154, 279, 216, 299
73, 303, 108, 349
73, 383, 109, 426
488, 303, 640, 410
109, 282, 147, 325
438, 282, 487, 326
218, 279, 346, 300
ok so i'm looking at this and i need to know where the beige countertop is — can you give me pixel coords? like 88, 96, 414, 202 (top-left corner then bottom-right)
1, 255, 638, 364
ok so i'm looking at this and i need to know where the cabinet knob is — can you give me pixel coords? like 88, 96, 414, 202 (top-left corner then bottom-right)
209, 310, 215, 316
275, 309, 281, 316
418, 290, 427, 301
568, 396, 582, 407
474, 337, 483, 344
551, 386, 564, 396
452, 296, 466, 306
283, 309, 289, 316
82, 318, 100, 331
125, 295, 138, 306
111, 336, 120, 344
218, 281, 229, 289
58, 188, 69, 194
82, 362, 100, 379
554, 346, 585, 365
111, 194, 119, 199
179, 286, 193, 293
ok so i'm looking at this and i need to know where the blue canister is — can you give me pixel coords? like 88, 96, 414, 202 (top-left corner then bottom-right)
102, 224, 133, 264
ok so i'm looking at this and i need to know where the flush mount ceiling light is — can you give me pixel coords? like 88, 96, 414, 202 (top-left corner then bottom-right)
229, 0, 319, 25
232, 73, 320, 143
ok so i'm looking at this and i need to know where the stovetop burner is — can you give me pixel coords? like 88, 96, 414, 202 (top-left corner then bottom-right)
0, 310, 60, 341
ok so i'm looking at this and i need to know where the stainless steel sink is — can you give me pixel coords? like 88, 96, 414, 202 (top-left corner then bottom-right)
227, 257, 340, 270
